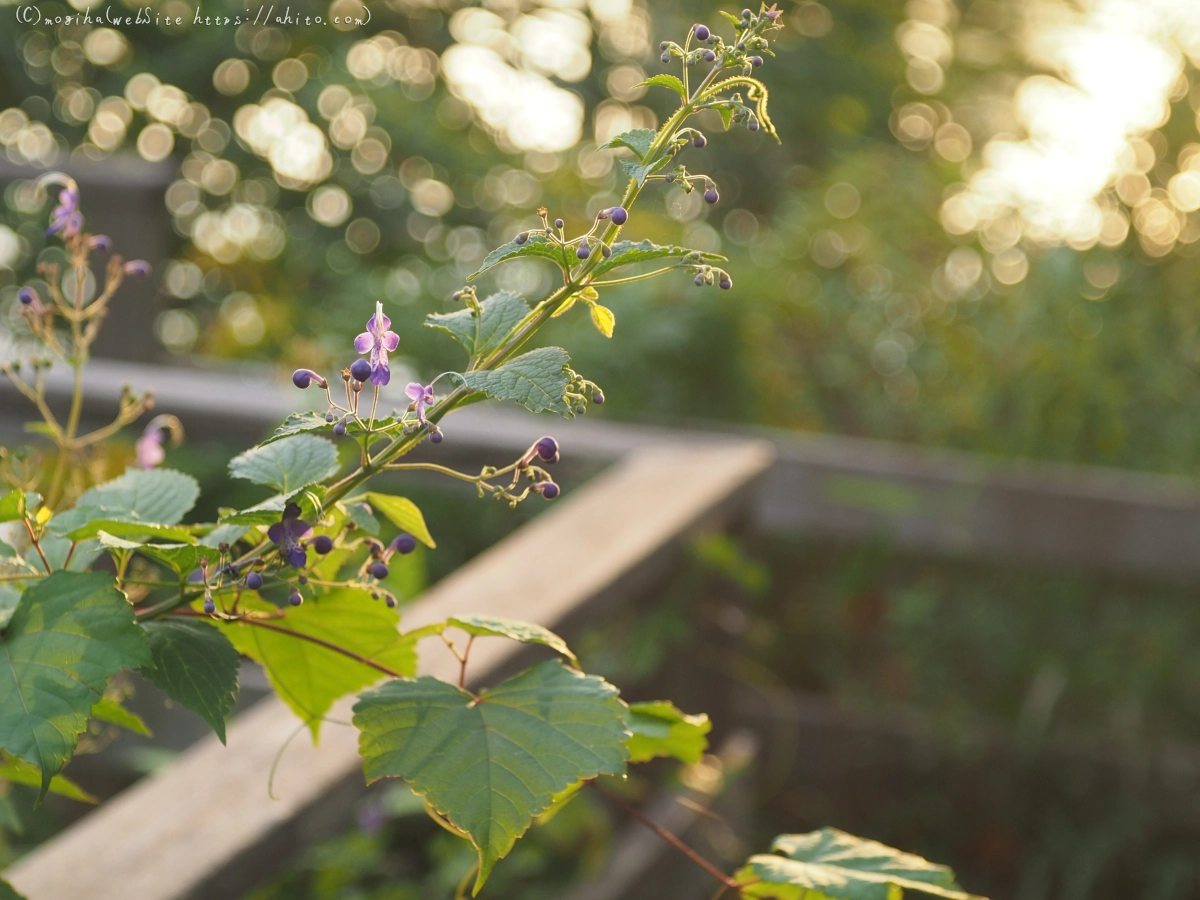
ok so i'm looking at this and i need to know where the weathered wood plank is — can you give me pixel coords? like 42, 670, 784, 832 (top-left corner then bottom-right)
5, 441, 773, 900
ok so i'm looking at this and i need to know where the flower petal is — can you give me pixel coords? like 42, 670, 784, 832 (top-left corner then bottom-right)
267, 523, 284, 543
354, 332, 374, 353
405, 382, 424, 401
371, 363, 391, 386
382, 330, 400, 352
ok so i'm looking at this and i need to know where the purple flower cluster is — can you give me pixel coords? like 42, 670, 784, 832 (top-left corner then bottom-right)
268, 503, 312, 568
354, 301, 400, 386
47, 188, 82, 239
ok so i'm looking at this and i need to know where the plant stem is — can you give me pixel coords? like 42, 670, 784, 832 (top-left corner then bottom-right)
24, 520, 50, 573
172, 609, 406, 678
459, 635, 474, 688
590, 781, 737, 889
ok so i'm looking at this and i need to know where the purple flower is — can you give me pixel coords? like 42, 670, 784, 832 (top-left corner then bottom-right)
47, 188, 82, 239
353, 301, 400, 386
268, 503, 312, 567
405, 382, 435, 427
135, 429, 166, 470
292, 368, 328, 390
123, 260, 151, 277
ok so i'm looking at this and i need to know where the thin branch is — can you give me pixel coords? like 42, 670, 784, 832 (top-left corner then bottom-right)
591, 781, 738, 889
24, 520, 50, 574
459, 635, 474, 688
589, 266, 678, 287
172, 609, 406, 679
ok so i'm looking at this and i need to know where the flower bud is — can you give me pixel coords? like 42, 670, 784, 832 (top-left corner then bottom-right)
18, 287, 36, 305
693, 134, 707, 148
703, 50, 716, 62
430, 429, 444, 444
592, 391, 605, 404
334, 419, 348, 437
385, 595, 397, 608
536, 482, 560, 500
555, 218, 565, 229
311, 535, 334, 554
694, 24, 710, 40
535, 435, 559, 461
370, 562, 389, 580
751, 56, 764, 67
742, 8, 752, 18
390, 533, 417, 555
609, 206, 628, 226
694, 274, 705, 286
123, 260, 151, 277
719, 275, 733, 290
704, 188, 720, 205
350, 358, 372, 383
515, 232, 529, 244
661, 52, 671, 63
203, 597, 216, 614
577, 241, 590, 260
292, 368, 328, 390
245, 572, 264, 590
748, 119, 760, 132
88, 235, 112, 252
288, 591, 303, 606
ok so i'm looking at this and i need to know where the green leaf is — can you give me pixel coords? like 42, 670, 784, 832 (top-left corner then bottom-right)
468, 234, 571, 282
97, 533, 206, 578
262, 413, 403, 446
198, 523, 250, 549
589, 302, 615, 338
229, 435, 340, 494
140, 619, 240, 744
46, 469, 199, 537
451, 347, 573, 417
341, 501, 381, 537
0, 758, 97, 803
625, 701, 710, 764
0, 587, 19, 631
219, 486, 326, 527
218, 589, 417, 740
0, 877, 25, 900
67, 520, 196, 544
599, 127, 656, 159
0, 792, 22, 833
354, 660, 629, 894
0, 490, 25, 524
90, 696, 151, 737
590, 239, 725, 279
362, 494, 435, 548
617, 156, 670, 187
444, 614, 578, 666
737, 828, 983, 900
638, 74, 687, 100
426, 291, 532, 362
0, 571, 150, 797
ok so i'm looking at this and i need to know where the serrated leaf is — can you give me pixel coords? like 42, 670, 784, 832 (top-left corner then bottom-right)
589, 303, 615, 338
354, 660, 629, 894
0, 587, 19, 631
599, 128, 656, 159
219, 486, 326, 527
617, 156, 670, 187
638, 74, 687, 100
263, 412, 403, 446
426, 291, 531, 361
451, 347, 573, 417
625, 701, 710, 764
590, 239, 725, 279
535, 779, 585, 824
68, 520, 196, 543
198, 523, 250, 549
0, 490, 25, 524
140, 619, 240, 744
341, 501, 381, 537
362, 494, 435, 548
737, 828, 983, 900
719, 9, 743, 25
445, 614, 578, 666
0, 759, 96, 804
229, 435, 340, 494
46, 469, 199, 537
97, 533, 207, 578
468, 234, 571, 282
218, 589, 417, 740
0, 571, 150, 798
90, 696, 151, 737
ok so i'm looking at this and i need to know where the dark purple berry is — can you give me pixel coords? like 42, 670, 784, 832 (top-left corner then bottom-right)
535, 435, 559, 461
203, 597, 216, 614
292, 369, 312, 389
693, 134, 707, 148
18, 287, 35, 305
515, 232, 528, 244
751, 56, 763, 67
370, 562, 389, 579
391, 533, 417, 555
298, 575, 308, 585
288, 591, 303, 606
334, 422, 347, 437
694, 274, 705, 286
430, 430, 443, 444
245, 571, 264, 590
577, 242, 590, 260
661, 52, 671, 63
538, 482, 560, 500
609, 206, 628, 226
312, 535, 333, 554
742, 8, 752, 18
350, 358, 372, 383
748, 119, 760, 132
554, 218, 564, 229
719, 276, 732, 290
703, 50, 716, 62
592, 391, 605, 404
325, 411, 335, 423
665, 173, 676, 182
385, 596, 397, 608
659, 40, 669, 50
694, 24, 710, 40
704, 188, 719, 204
